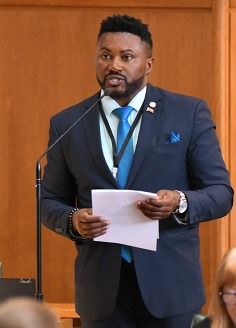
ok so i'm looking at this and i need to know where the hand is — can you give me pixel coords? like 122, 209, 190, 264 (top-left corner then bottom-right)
72, 208, 110, 239
137, 189, 180, 220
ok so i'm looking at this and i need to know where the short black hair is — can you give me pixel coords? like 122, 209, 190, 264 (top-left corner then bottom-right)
98, 14, 153, 49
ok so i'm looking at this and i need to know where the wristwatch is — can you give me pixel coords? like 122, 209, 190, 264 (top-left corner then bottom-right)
173, 190, 188, 214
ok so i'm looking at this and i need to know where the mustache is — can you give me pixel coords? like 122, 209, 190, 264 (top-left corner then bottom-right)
105, 72, 126, 80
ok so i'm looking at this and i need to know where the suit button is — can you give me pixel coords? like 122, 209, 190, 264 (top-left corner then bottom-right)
194, 216, 205, 222
55, 227, 63, 233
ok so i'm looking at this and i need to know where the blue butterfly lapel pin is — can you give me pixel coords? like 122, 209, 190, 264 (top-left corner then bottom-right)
166, 131, 181, 144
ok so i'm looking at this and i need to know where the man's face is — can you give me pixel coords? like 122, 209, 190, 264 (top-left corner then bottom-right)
95, 32, 153, 106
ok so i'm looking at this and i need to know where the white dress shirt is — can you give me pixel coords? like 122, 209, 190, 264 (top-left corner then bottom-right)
99, 86, 146, 173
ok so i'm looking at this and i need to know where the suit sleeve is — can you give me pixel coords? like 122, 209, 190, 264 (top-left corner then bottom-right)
184, 99, 233, 224
41, 116, 78, 239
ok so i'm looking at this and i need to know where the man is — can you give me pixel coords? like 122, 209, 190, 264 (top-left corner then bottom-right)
41, 15, 234, 328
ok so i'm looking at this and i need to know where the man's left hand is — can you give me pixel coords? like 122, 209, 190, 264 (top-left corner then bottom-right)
137, 189, 180, 220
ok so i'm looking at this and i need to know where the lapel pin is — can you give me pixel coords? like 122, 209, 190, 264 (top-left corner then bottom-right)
146, 107, 154, 113
146, 101, 156, 113
149, 101, 156, 108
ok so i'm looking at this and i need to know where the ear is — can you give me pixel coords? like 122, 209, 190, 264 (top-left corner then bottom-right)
146, 57, 154, 75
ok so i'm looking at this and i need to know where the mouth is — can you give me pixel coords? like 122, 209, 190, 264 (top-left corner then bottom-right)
105, 75, 125, 87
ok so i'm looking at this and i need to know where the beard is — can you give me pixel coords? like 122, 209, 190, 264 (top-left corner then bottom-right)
96, 73, 146, 99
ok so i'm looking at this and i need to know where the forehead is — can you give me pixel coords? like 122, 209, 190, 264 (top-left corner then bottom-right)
97, 32, 147, 52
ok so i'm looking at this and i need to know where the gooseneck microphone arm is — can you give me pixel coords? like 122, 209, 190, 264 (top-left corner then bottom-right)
35, 88, 111, 301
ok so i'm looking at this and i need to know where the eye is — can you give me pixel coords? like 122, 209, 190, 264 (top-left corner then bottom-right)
123, 54, 133, 61
102, 53, 111, 60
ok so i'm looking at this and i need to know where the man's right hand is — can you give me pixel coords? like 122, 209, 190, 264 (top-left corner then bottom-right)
72, 208, 110, 239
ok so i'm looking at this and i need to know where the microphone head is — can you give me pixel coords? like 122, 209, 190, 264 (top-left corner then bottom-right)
104, 88, 111, 96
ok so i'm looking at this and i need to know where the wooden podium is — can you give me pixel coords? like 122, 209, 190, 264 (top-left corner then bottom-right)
46, 303, 81, 328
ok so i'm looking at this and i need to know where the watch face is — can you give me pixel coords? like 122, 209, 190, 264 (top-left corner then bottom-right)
179, 201, 188, 213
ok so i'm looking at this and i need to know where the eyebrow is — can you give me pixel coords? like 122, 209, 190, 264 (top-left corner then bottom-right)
99, 47, 135, 53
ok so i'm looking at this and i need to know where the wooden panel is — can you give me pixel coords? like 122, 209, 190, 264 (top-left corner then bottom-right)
229, 11, 236, 246
46, 303, 80, 319
230, 0, 236, 8
46, 303, 81, 327
0, 0, 212, 8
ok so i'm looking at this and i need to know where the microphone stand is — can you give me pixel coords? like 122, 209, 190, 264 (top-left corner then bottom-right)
35, 89, 111, 301
35, 159, 43, 301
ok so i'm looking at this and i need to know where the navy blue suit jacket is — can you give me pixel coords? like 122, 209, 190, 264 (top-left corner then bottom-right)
41, 84, 233, 319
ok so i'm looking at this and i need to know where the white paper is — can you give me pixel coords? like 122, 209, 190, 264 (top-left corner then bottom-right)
92, 189, 159, 251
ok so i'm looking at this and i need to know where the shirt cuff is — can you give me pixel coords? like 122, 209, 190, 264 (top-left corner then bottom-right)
172, 212, 188, 225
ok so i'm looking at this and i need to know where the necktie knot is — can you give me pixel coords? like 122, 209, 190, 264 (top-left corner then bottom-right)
113, 106, 133, 121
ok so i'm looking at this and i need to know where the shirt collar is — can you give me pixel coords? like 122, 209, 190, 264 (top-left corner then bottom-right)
100, 86, 147, 116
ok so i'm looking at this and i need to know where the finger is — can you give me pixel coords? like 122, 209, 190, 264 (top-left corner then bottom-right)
82, 225, 109, 238
143, 211, 169, 220
81, 220, 109, 230
156, 189, 168, 199
139, 199, 161, 211
78, 218, 110, 236
79, 215, 106, 224
140, 205, 172, 219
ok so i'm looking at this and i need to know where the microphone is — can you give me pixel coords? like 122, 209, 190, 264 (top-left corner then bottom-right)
35, 88, 111, 301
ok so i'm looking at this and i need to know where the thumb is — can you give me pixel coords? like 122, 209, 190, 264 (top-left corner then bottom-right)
156, 189, 168, 200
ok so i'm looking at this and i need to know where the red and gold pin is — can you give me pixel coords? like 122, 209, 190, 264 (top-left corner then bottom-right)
146, 101, 156, 113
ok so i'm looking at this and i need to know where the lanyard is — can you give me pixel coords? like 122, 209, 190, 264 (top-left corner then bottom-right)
99, 102, 143, 179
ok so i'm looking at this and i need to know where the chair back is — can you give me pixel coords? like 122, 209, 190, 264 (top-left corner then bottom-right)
190, 314, 208, 328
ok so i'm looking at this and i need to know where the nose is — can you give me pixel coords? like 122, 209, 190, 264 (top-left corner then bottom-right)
109, 64, 120, 71
108, 59, 122, 72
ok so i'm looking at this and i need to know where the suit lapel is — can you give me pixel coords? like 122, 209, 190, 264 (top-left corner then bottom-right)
126, 85, 163, 188
82, 86, 163, 189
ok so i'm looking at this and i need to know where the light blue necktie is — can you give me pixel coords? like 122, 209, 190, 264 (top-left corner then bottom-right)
113, 106, 133, 263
